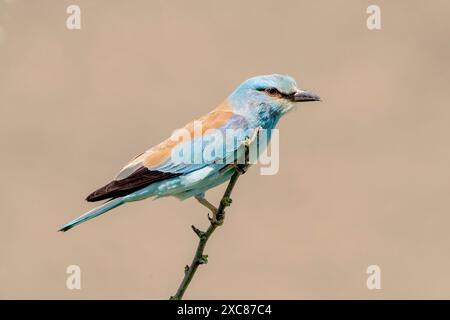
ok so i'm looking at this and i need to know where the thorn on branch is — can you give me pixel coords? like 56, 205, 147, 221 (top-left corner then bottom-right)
184, 265, 190, 274
191, 225, 206, 239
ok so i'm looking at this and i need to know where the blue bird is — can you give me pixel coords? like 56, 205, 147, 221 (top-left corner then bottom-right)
59, 74, 320, 231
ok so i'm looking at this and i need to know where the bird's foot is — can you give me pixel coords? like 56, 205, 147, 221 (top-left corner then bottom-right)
195, 195, 218, 215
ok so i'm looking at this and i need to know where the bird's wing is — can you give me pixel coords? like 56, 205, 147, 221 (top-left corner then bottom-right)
86, 101, 252, 202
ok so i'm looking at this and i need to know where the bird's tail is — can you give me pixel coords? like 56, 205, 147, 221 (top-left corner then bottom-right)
58, 197, 124, 232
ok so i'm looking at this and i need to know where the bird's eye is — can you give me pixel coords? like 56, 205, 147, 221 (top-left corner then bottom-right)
265, 88, 280, 97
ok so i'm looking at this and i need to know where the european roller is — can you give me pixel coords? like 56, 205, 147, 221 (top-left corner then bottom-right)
59, 74, 320, 232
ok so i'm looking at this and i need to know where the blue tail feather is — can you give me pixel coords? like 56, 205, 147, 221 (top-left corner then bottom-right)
59, 197, 124, 232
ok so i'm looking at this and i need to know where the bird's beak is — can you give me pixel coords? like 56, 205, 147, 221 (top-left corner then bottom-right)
291, 89, 321, 102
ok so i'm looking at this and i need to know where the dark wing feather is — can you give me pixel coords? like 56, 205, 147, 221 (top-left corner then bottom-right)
86, 167, 181, 202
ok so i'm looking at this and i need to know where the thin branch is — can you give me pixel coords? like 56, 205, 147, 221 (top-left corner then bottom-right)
170, 133, 256, 300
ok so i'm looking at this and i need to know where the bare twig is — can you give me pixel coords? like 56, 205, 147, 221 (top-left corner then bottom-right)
170, 132, 257, 300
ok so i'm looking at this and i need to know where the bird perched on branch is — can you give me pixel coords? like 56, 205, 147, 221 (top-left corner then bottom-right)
59, 74, 320, 232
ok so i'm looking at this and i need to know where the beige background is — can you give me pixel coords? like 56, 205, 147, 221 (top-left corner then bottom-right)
1, 0, 450, 299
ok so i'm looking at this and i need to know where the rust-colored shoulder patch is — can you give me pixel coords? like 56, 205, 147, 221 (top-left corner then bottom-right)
138, 100, 234, 169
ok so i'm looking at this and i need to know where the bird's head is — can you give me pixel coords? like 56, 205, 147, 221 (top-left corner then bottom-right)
228, 74, 320, 126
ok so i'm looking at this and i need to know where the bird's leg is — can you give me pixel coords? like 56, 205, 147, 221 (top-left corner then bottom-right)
195, 195, 218, 215
196, 128, 260, 222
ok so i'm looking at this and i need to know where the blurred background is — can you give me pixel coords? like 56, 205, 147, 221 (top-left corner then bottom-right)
1, 0, 450, 299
